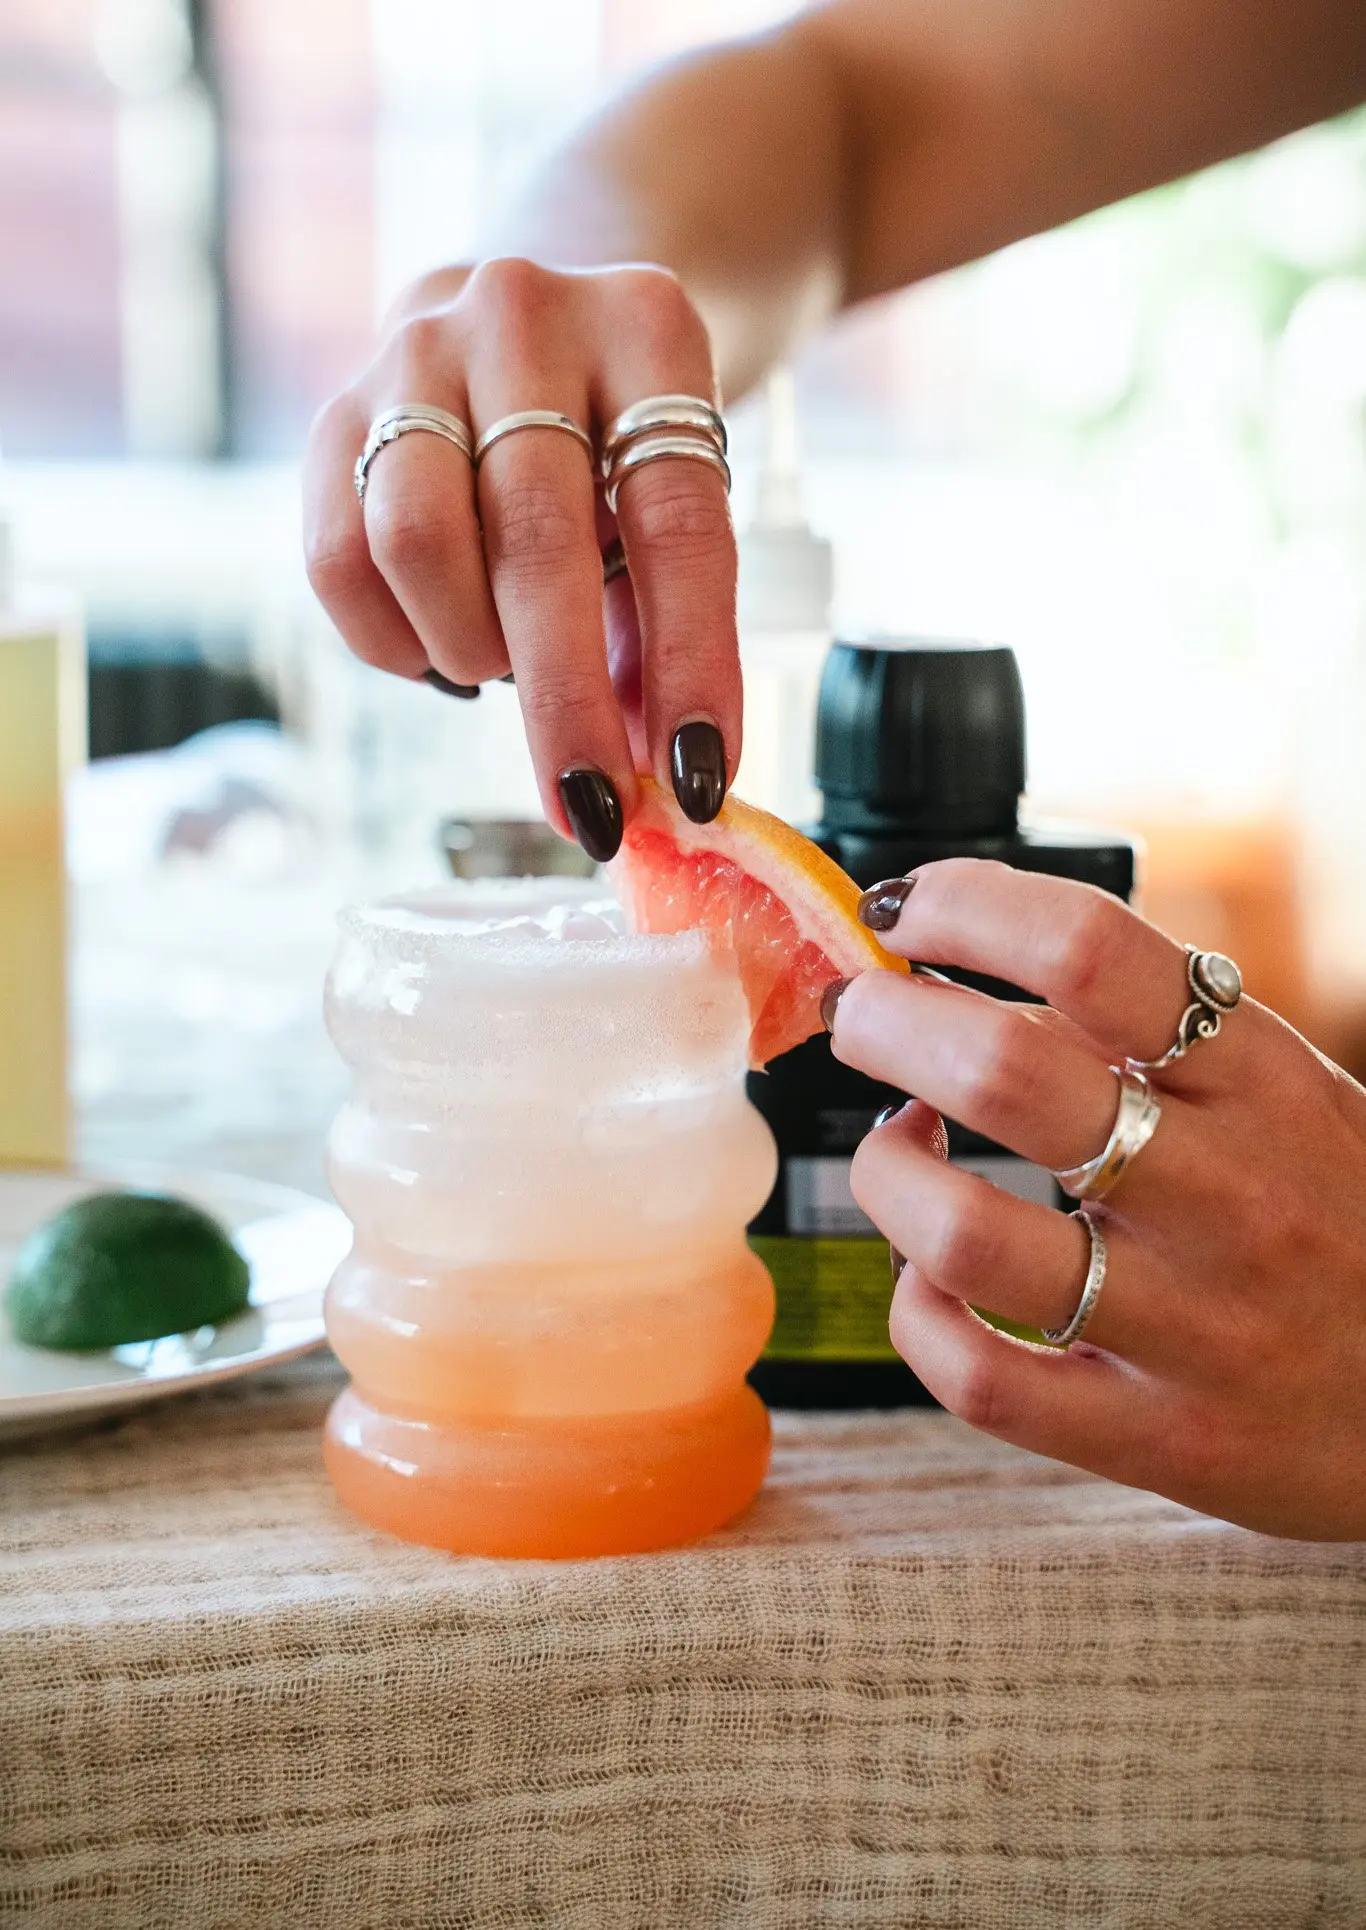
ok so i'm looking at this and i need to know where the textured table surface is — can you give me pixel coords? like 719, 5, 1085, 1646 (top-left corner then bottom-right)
4, 1350, 1365, 1930
6, 855, 1363, 1926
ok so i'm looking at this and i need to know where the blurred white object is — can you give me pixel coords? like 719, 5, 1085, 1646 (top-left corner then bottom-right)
66, 723, 314, 883
296, 616, 542, 871
735, 370, 833, 825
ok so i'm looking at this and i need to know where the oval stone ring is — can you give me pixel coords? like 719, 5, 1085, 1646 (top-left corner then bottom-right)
1129, 946, 1243, 1075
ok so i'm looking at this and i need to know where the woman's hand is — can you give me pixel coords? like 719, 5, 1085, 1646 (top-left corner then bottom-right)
827, 858, 1366, 1540
301, 259, 740, 860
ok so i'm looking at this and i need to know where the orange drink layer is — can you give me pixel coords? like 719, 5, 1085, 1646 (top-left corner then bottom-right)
322, 880, 778, 1558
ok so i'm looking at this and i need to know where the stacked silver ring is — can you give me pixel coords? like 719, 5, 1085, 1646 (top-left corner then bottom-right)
601, 393, 730, 513
354, 404, 472, 505
1053, 1064, 1162, 1203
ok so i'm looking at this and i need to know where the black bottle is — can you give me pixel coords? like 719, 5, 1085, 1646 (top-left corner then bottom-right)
746, 638, 1137, 1409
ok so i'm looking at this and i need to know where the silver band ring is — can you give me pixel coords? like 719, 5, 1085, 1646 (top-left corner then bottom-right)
1043, 1209, 1108, 1348
1127, 946, 1243, 1074
602, 393, 727, 465
354, 404, 473, 504
1052, 1064, 1162, 1203
604, 434, 732, 515
473, 410, 594, 466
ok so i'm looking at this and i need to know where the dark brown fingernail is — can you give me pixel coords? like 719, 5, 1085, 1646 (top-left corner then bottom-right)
557, 767, 624, 864
890, 1244, 906, 1283
423, 668, 481, 699
670, 720, 727, 824
873, 1104, 899, 1130
858, 875, 915, 931
820, 976, 851, 1032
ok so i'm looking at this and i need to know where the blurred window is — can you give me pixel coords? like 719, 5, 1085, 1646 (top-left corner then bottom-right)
3, 1, 1366, 918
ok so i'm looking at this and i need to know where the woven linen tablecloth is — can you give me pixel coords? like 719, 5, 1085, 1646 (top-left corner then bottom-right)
4, 1351, 1365, 1930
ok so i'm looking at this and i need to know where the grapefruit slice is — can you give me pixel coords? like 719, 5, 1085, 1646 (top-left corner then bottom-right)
608, 780, 909, 1066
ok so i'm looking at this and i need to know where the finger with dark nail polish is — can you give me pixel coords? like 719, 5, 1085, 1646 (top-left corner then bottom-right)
670, 719, 727, 824
557, 767, 624, 864
424, 668, 481, 699
820, 976, 851, 1032
858, 875, 916, 931
890, 1244, 906, 1283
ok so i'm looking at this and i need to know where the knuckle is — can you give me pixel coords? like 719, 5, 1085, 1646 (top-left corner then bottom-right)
391, 310, 453, 379
608, 261, 685, 302
625, 471, 733, 563
367, 494, 448, 581
465, 254, 555, 318
1240, 1168, 1313, 1281
515, 663, 605, 733
305, 527, 370, 608
960, 1016, 1040, 1125
1160, 1399, 1240, 1499
932, 1200, 1006, 1295
306, 392, 352, 456
606, 262, 701, 335
485, 482, 583, 579
941, 1352, 1013, 1434
1048, 896, 1119, 1005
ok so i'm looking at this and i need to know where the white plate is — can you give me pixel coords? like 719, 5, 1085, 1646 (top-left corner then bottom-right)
0, 1164, 351, 1443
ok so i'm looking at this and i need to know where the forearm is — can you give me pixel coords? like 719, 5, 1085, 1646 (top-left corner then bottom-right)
808, 0, 1366, 302
488, 33, 851, 399
483, 0, 1364, 401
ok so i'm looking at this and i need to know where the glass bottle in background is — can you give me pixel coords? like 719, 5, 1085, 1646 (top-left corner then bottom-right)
735, 370, 834, 827
0, 498, 85, 1167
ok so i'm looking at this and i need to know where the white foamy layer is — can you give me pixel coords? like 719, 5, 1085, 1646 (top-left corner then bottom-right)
325, 877, 749, 1102
325, 878, 777, 1264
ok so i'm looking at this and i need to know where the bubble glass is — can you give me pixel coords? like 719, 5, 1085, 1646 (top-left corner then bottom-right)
322, 880, 777, 1556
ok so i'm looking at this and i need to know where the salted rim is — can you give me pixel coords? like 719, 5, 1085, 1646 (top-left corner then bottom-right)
336, 882, 725, 977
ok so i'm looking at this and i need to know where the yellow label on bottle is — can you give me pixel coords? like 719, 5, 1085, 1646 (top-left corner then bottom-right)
752, 1234, 1054, 1359
751, 1235, 900, 1361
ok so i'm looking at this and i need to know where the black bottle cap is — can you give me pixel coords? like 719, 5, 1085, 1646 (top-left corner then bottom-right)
815, 636, 1026, 836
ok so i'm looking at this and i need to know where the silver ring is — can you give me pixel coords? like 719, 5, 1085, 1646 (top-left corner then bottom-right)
601, 393, 727, 466
473, 410, 594, 466
1052, 1064, 1162, 1203
604, 434, 732, 515
1043, 1209, 1107, 1348
1127, 946, 1243, 1074
354, 404, 473, 504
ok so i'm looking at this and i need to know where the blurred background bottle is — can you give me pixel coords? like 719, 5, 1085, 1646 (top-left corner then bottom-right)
0, 494, 86, 1167
734, 370, 834, 828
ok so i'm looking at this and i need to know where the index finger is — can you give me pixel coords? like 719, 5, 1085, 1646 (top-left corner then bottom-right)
858, 859, 1205, 1071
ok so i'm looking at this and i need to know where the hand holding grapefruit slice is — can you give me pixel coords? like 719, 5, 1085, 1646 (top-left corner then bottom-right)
608, 780, 908, 1066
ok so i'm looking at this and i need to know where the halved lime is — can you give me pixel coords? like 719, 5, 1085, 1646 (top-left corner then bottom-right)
4, 1191, 251, 1351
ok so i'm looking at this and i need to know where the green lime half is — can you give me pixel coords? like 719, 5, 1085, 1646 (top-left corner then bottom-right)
4, 1191, 251, 1351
